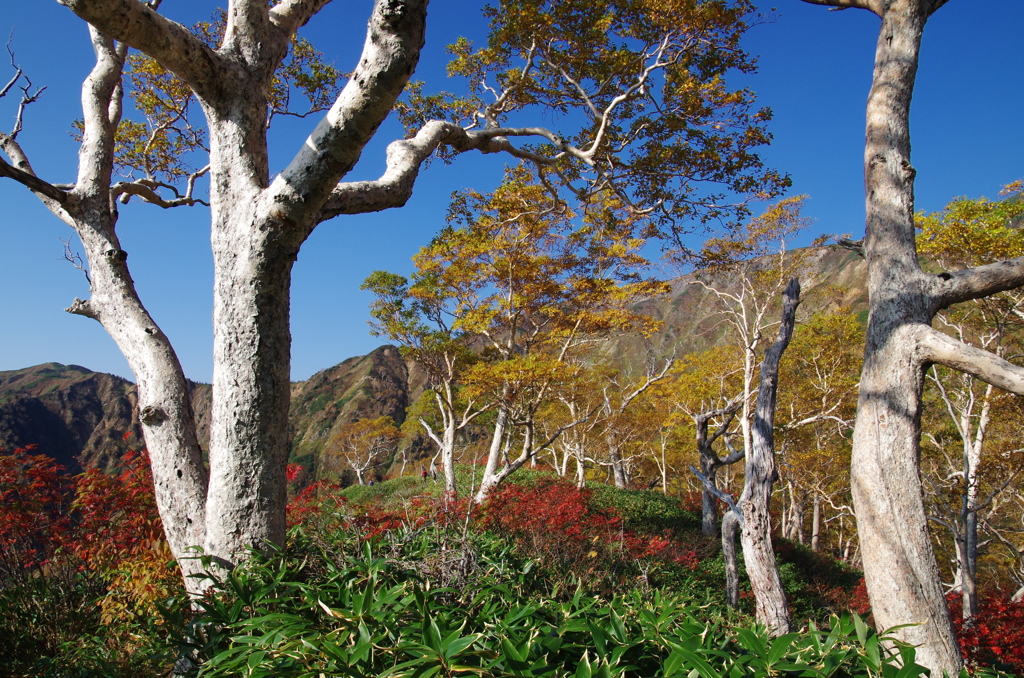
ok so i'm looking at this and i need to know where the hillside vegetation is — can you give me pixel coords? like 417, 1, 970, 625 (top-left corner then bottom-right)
2, 450, 1021, 677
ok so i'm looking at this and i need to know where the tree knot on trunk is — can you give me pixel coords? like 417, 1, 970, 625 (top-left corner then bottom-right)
900, 160, 916, 183
379, 0, 416, 26
104, 248, 128, 263
141, 405, 169, 426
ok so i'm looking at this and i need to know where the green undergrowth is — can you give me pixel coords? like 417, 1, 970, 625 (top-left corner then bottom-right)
4, 469, 1012, 676
168, 525, 997, 677
331, 471, 866, 624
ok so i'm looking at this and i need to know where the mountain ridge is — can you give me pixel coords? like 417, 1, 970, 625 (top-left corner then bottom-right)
0, 245, 868, 475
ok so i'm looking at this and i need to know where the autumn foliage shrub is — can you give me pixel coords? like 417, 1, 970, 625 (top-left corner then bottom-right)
0, 443, 181, 676
478, 479, 700, 591
949, 591, 1024, 674
0, 446, 74, 582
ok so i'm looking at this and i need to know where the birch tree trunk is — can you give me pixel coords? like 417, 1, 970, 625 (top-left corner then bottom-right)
802, 0, 1024, 671
739, 277, 798, 636
810, 493, 821, 552
722, 510, 741, 609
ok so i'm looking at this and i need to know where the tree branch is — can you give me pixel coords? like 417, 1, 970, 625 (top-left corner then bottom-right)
75, 27, 124, 198
690, 465, 743, 526
932, 257, 1024, 311
915, 325, 1024, 396
0, 154, 68, 203
269, 0, 332, 38
798, 0, 878, 12
57, 0, 226, 100
223, 0, 272, 65
265, 0, 427, 228
317, 119, 457, 219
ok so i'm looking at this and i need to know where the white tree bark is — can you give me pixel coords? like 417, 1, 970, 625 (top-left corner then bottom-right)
40, 0, 429, 574
739, 277, 798, 636
801, 0, 1024, 672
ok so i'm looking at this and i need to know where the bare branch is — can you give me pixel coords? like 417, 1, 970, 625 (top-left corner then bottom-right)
915, 324, 1024, 396
0, 155, 69, 203
690, 464, 743, 526
60, 237, 91, 284
317, 121, 567, 221
932, 256, 1024, 311
112, 165, 210, 207
269, 0, 332, 37
266, 0, 427, 228
799, 0, 878, 13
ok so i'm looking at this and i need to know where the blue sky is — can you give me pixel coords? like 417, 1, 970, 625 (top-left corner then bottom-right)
1, 1, 1021, 384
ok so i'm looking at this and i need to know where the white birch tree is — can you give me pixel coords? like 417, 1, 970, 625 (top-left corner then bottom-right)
803, 0, 1024, 672
0, 0, 782, 591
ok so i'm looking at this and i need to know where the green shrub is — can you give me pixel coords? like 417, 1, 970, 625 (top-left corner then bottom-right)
175, 529, 973, 678
588, 485, 702, 535
341, 474, 428, 505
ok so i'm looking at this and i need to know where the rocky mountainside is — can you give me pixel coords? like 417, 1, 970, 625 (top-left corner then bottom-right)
0, 246, 867, 475
288, 344, 429, 475
0, 346, 428, 476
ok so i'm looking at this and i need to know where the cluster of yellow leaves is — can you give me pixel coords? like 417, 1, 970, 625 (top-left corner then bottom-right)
405, 0, 788, 234
916, 181, 1024, 269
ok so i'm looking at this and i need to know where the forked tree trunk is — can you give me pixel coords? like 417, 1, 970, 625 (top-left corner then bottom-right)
694, 401, 741, 535
49, 0, 430, 587
845, 3, 962, 671
739, 277, 798, 636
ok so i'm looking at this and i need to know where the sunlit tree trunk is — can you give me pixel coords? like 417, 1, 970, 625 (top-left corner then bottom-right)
739, 278, 798, 636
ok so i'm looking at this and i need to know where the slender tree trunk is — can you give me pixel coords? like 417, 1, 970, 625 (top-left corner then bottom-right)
739, 278, 798, 636
810, 493, 821, 552
442, 422, 458, 496
722, 510, 741, 609
959, 384, 990, 624
609, 439, 629, 488
72, 213, 209, 589
58, 32, 210, 592
475, 405, 509, 502
700, 460, 719, 536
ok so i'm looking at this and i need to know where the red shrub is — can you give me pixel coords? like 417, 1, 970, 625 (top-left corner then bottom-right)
286, 480, 348, 529
0, 447, 73, 580
479, 479, 699, 575
72, 449, 180, 622
949, 592, 1024, 673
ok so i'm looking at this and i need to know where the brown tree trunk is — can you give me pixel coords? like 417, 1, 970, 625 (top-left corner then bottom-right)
739, 277, 798, 635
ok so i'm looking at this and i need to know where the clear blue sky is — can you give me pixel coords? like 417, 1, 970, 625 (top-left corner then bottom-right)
1, 1, 1021, 384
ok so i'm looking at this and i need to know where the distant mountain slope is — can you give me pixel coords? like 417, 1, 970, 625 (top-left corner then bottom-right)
288, 344, 429, 474
0, 246, 868, 474
606, 246, 868, 367
0, 363, 140, 472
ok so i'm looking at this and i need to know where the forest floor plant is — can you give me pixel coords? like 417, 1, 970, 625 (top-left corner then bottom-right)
0, 454, 1020, 676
